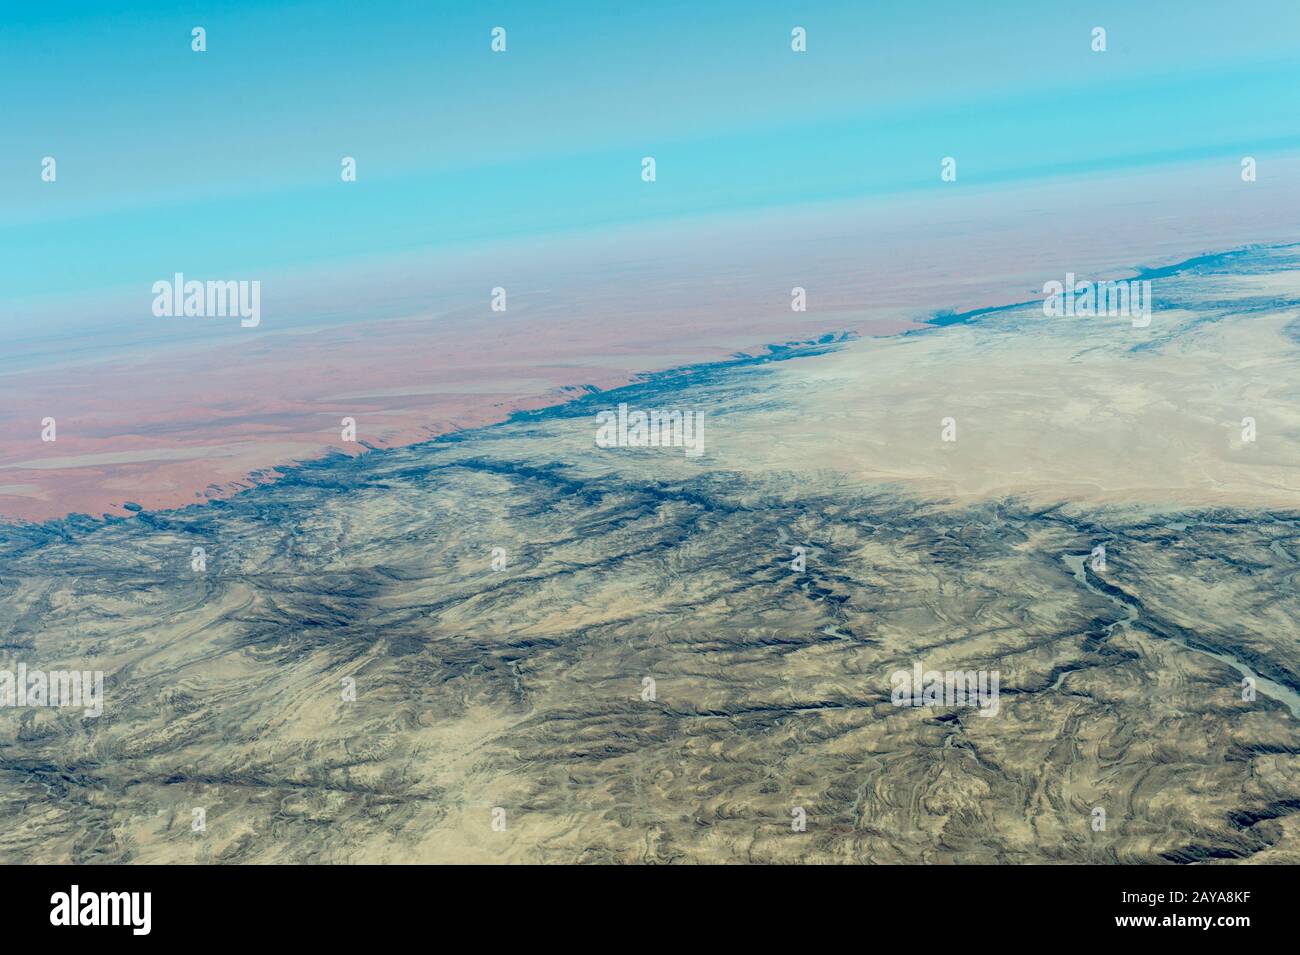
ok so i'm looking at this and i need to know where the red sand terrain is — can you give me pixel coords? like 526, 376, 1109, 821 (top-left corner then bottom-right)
0, 295, 916, 522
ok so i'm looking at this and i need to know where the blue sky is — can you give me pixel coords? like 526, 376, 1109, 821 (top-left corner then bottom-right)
3, 0, 1299, 304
